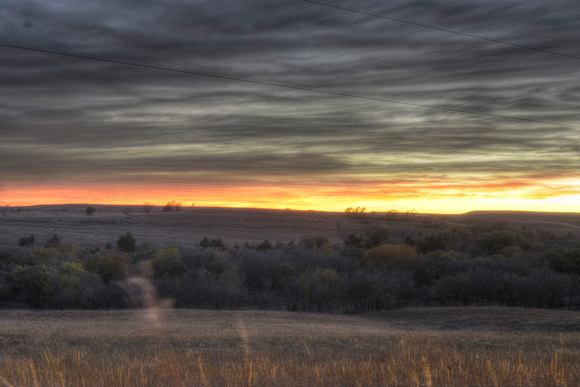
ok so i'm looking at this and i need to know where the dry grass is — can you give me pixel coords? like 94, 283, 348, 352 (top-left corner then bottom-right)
0, 307, 579, 386
2, 205, 578, 249
0, 205, 363, 248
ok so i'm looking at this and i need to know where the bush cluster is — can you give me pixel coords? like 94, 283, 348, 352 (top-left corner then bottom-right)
0, 220, 579, 312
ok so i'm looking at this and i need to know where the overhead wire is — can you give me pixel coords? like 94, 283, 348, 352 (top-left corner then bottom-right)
303, 0, 580, 61
0, 41, 578, 129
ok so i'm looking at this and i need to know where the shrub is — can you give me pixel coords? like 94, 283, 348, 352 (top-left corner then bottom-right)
299, 235, 329, 250
542, 247, 580, 275
435, 273, 472, 305
142, 203, 154, 213
51, 262, 88, 308
162, 200, 182, 212
256, 239, 274, 251
151, 248, 185, 278
199, 237, 226, 250
317, 243, 337, 254
86, 252, 130, 283
344, 206, 366, 218
419, 233, 446, 253
18, 234, 35, 247
343, 225, 390, 250
344, 233, 366, 249
342, 269, 398, 313
45, 234, 61, 249
385, 210, 401, 221
85, 206, 96, 216
298, 268, 342, 312
117, 232, 137, 252
362, 225, 391, 248
361, 244, 419, 269
0, 271, 16, 306
12, 265, 54, 308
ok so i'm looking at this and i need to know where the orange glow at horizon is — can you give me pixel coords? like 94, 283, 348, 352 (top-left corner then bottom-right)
2, 178, 580, 214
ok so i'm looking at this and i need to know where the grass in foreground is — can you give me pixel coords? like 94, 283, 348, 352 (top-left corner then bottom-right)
0, 307, 579, 386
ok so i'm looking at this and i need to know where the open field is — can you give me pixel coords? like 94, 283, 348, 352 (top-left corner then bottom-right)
1, 205, 579, 249
1, 206, 579, 385
0, 307, 579, 386
0, 205, 361, 248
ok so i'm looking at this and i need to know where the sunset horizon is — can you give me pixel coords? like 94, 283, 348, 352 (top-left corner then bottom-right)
4, 186, 580, 215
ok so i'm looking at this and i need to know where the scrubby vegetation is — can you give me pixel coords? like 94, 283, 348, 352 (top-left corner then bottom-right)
1, 213, 579, 312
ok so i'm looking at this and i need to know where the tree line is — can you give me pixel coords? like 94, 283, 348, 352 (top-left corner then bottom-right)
0, 217, 579, 312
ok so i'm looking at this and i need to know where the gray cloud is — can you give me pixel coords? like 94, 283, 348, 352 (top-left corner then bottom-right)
1, 0, 579, 204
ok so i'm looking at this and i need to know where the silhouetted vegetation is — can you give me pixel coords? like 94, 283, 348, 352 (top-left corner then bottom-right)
344, 206, 366, 219
162, 200, 182, 212
0, 217, 579, 311
85, 206, 96, 216
199, 237, 225, 250
18, 234, 35, 247
116, 232, 137, 252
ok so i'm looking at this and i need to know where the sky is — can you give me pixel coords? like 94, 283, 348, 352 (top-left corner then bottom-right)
1, 0, 580, 213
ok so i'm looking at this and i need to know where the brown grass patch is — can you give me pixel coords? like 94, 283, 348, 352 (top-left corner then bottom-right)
0, 308, 579, 386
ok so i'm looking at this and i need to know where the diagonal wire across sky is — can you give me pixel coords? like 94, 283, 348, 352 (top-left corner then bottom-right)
0, 40, 578, 129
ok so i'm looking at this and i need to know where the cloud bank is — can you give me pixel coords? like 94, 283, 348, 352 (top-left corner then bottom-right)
1, 0, 579, 211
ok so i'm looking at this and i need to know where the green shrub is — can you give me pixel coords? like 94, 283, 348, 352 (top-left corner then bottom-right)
86, 252, 130, 283
116, 232, 137, 252
12, 265, 54, 308
151, 248, 185, 278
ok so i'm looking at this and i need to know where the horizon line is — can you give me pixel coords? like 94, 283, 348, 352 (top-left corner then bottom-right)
4, 203, 579, 216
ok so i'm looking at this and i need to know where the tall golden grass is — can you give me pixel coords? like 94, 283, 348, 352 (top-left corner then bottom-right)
0, 308, 578, 386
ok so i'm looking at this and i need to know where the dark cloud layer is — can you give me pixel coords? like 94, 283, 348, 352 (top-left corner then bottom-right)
1, 0, 579, 207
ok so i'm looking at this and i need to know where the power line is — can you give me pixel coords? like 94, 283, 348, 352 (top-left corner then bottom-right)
0, 41, 578, 129
304, 0, 580, 61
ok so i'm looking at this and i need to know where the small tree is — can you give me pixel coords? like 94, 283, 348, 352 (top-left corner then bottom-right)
117, 232, 137, 252
86, 206, 96, 216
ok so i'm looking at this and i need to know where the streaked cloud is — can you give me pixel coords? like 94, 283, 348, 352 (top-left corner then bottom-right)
1, 0, 579, 212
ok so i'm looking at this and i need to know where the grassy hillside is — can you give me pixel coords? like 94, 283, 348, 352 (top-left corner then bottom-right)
1, 205, 578, 248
